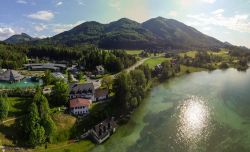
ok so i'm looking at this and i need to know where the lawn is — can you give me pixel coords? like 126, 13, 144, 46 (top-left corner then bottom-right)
125, 50, 143, 55
177, 65, 205, 76
0, 97, 31, 147
0, 117, 26, 147
7, 97, 32, 119
179, 51, 197, 58
208, 50, 230, 60
35, 140, 95, 152
143, 57, 172, 69
19, 70, 45, 77
51, 113, 77, 143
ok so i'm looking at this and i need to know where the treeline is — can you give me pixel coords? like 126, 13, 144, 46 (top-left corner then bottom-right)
178, 51, 222, 70
112, 65, 151, 114
153, 61, 181, 80
0, 42, 27, 69
28, 46, 82, 61
81, 50, 137, 73
0, 42, 136, 73
112, 60, 182, 114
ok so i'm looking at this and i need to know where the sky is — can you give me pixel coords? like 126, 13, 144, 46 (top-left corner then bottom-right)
0, 0, 250, 48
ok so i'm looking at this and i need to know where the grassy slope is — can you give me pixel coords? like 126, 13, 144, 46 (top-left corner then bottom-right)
7, 97, 32, 119
179, 51, 197, 58
125, 50, 143, 55
143, 57, 172, 69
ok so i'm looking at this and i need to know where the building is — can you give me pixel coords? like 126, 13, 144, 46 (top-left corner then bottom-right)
52, 72, 66, 80
0, 70, 24, 83
89, 117, 117, 144
96, 65, 105, 75
24, 63, 67, 72
69, 98, 92, 115
69, 83, 95, 101
94, 89, 109, 102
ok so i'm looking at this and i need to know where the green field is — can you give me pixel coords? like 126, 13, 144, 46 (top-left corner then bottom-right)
179, 51, 197, 58
125, 50, 143, 55
208, 50, 230, 59
177, 65, 205, 76
0, 97, 32, 146
35, 140, 95, 152
7, 97, 32, 119
143, 57, 171, 69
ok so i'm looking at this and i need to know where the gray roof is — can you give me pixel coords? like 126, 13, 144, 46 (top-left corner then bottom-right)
69, 83, 94, 93
24, 63, 67, 69
0, 70, 24, 82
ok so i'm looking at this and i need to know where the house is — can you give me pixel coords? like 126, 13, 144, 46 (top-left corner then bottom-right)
0, 70, 24, 83
94, 89, 109, 102
96, 65, 105, 75
69, 83, 95, 101
52, 72, 65, 80
69, 98, 92, 115
89, 117, 117, 144
67, 65, 78, 74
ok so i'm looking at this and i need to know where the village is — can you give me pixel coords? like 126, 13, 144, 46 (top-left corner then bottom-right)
0, 60, 120, 144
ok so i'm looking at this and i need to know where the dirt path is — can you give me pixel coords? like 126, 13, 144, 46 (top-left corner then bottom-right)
1, 115, 24, 124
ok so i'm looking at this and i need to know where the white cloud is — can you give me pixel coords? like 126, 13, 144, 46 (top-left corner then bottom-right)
211, 9, 224, 15
202, 0, 216, 3
76, 0, 85, 5
0, 27, 16, 40
34, 24, 47, 32
56, 1, 63, 6
187, 12, 250, 33
168, 10, 178, 17
109, 0, 121, 11
52, 20, 84, 33
27, 11, 54, 21
16, 0, 27, 4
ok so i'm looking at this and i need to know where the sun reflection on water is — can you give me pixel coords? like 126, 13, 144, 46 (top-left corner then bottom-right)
176, 96, 211, 151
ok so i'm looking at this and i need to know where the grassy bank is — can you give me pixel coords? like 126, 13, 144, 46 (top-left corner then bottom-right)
143, 57, 172, 69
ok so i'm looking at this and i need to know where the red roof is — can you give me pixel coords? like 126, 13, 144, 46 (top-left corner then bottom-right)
69, 98, 91, 108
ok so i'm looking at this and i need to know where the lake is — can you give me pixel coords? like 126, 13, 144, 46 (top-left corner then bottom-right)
90, 68, 250, 152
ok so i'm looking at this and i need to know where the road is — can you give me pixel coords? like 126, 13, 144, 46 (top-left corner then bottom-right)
86, 57, 150, 89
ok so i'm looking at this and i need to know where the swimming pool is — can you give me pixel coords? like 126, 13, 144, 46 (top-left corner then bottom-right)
0, 77, 42, 89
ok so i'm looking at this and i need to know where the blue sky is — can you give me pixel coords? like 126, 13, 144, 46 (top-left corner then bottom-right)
0, 0, 250, 47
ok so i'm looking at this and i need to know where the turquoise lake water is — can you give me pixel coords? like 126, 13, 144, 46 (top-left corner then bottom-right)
90, 68, 250, 152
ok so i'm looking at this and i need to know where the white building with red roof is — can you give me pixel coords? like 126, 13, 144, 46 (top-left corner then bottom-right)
69, 98, 92, 115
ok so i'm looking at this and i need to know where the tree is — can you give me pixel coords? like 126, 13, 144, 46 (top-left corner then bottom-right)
130, 70, 146, 104
77, 72, 83, 81
0, 94, 9, 122
42, 114, 56, 142
25, 102, 46, 147
43, 70, 52, 86
67, 71, 73, 83
51, 81, 69, 106
112, 72, 132, 112
101, 76, 113, 91
138, 65, 151, 82
29, 125, 46, 147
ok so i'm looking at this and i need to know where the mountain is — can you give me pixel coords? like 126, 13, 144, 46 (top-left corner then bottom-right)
4, 33, 37, 44
30, 17, 245, 50
142, 17, 223, 49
